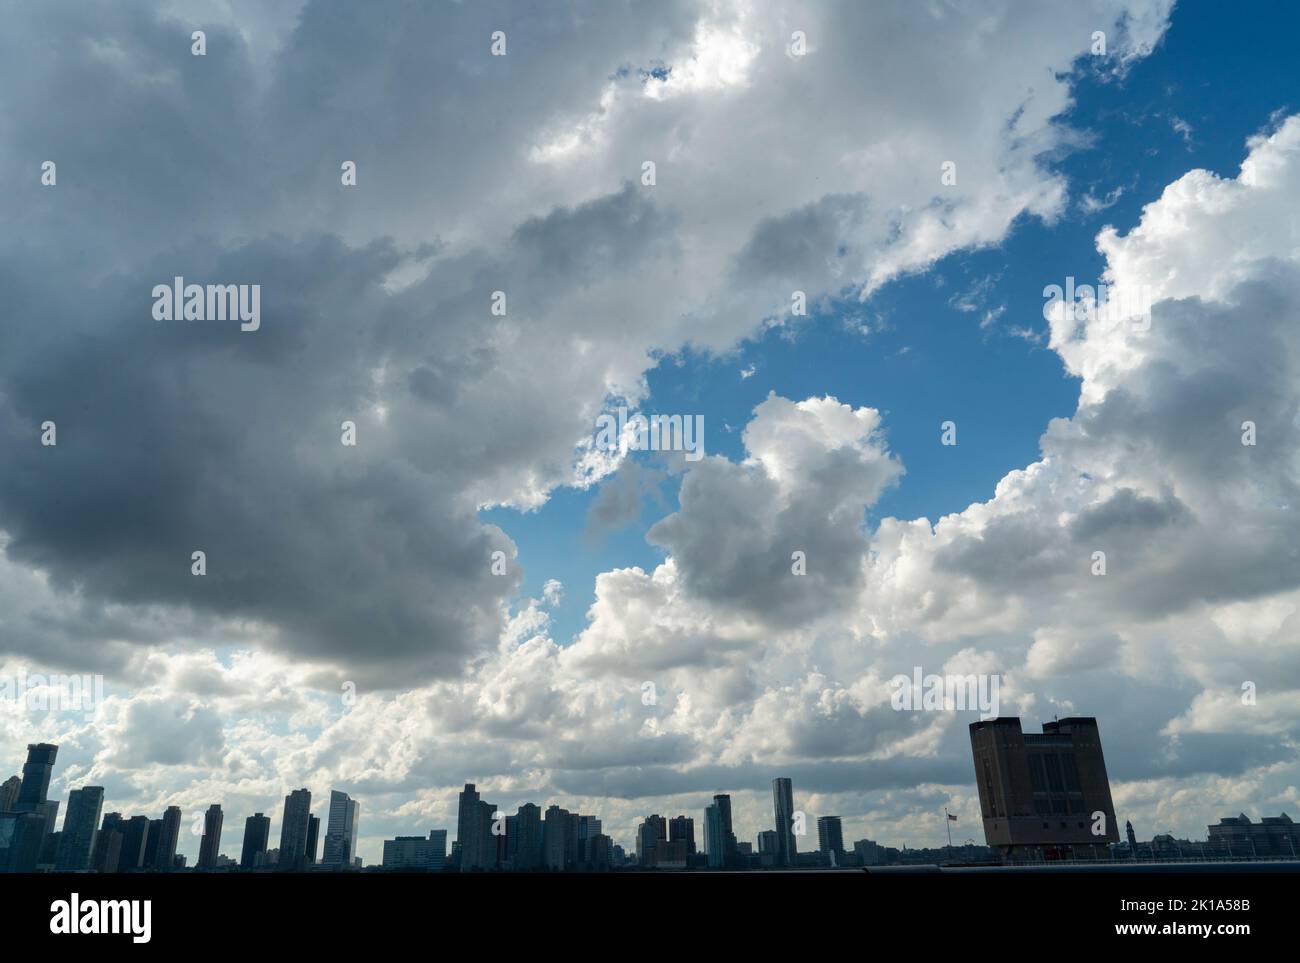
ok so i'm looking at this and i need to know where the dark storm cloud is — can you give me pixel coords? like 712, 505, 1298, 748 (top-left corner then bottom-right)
0, 0, 699, 680
0, 236, 518, 681
1068, 487, 1190, 540
732, 193, 869, 289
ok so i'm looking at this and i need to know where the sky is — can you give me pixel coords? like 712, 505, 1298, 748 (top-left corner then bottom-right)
2, 0, 1299, 864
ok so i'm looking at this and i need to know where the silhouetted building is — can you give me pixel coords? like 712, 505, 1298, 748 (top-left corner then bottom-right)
97, 830, 123, 874
704, 803, 725, 868
716, 794, 738, 866
278, 788, 312, 870
242, 813, 271, 868
382, 830, 447, 871
197, 805, 223, 870
0, 775, 20, 813
565, 812, 588, 868
853, 838, 885, 866
576, 814, 602, 867
158, 806, 181, 871
38, 828, 61, 869
1150, 833, 1198, 858
142, 819, 162, 869
817, 816, 845, 866
498, 811, 513, 866
93, 813, 125, 873
426, 829, 448, 871
322, 790, 360, 869
1208, 813, 1300, 858
10, 744, 60, 862
512, 803, 543, 870
504, 813, 518, 864
54, 786, 103, 872
458, 784, 498, 871
542, 804, 571, 871
36, 801, 60, 852
306, 814, 320, 864
0, 811, 47, 872
15, 743, 57, 812
120, 815, 150, 871
704, 794, 738, 868
970, 716, 1119, 860
637, 814, 666, 867
587, 833, 612, 870
669, 815, 696, 856
773, 777, 797, 867
652, 837, 689, 868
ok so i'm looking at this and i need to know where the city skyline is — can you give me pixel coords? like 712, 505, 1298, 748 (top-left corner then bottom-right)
3, 0, 1300, 886
5, 728, 1298, 872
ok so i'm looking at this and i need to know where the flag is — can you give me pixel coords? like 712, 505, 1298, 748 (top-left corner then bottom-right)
947, 813, 958, 821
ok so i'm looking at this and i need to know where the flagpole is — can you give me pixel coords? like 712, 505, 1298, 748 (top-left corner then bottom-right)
945, 809, 953, 850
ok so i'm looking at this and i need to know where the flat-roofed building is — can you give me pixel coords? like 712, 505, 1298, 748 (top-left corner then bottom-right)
1208, 813, 1300, 858
382, 830, 447, 871
970, 716, 1118, 861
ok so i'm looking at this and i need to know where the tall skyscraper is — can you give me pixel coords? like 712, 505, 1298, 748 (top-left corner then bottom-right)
817, 816, 845, 866
636, 814, 667, 867
120, 815, 150, 871
669, 815, 696, 856
564, 811, 585, 867
322, 790, 360, 868
576, 814, 602, 866
586, 833, 612, 870
714, 794, 737, 867
455, 784, 478, 857
278, 788, 312, 870
505, 813, 519, 865
197, 804, 223, 870
242, 813, 271, 868
12, 744, 60, 859
54, 786, 103, 872
456, 783, 479, 869
969, 716, 1119, 860
704, 803, 725, 868
457, 784, 497, 871
38, 827, 60, 869
428, 828, 448, 870
15, 743, 57, 812
512, 803, 543, 870
158, 805, 182, 871
36, 801, 60, 846
93, 812, 125, 873
772, 777, 797, 868
142, 819, 162, 869
542, 804, 571, 871
305, 814, 320, 864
